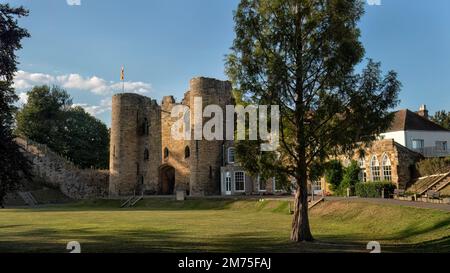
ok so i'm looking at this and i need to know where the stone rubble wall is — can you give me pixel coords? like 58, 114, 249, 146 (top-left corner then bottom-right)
15, 137, 109, 199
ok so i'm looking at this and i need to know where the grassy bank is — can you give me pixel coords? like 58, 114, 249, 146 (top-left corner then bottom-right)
0, 198, 448, 252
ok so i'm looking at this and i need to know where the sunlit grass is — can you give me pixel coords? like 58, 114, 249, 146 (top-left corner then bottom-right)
0, 199, 448, 253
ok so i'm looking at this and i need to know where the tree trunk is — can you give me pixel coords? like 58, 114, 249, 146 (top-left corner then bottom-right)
290, 175, 313, 242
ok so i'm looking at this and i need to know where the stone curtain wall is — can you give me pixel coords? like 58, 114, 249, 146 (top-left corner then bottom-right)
16, 137, 109, 199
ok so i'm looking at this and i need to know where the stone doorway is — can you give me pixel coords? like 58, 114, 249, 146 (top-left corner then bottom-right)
160, 165, 175, 195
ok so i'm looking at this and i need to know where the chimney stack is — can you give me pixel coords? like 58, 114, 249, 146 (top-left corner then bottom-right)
417, 104, 429, 119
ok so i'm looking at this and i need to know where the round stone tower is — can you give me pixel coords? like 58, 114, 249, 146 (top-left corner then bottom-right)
188, 77, 233, 196
109, 93, 161, 196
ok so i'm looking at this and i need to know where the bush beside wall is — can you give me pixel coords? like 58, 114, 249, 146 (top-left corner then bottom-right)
355, 182, 396, 198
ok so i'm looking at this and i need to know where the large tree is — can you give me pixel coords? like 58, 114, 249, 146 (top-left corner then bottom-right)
16, 85, 110, 169
0, 4, 31, 207
226, 0, 400, 241
432, 110, 450, 130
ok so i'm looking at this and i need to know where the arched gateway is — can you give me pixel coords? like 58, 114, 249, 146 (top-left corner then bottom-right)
160, 165, 175, 195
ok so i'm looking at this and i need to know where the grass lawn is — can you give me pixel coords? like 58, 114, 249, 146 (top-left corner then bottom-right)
0, 198, 448, 253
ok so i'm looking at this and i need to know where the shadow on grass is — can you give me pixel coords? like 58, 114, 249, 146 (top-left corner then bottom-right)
2, 224, 447, 253
0, 227, 296, 253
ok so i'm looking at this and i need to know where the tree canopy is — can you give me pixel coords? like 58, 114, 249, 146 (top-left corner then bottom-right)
432, 110, 450, 130
16, 85, 110, 169
226, 0, 401, 241
0, 3, 31, 207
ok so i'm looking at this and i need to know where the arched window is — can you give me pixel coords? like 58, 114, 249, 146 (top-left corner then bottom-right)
144, 148, 149, 160
228, 147, 235, 163
184, 146, 190, 158
164, 147, 169, 159
343, 158, 351, 168
143, 118, 149, 136
370, 156, 381, 181
382, 154, 392, 182
358, 157, 367, 182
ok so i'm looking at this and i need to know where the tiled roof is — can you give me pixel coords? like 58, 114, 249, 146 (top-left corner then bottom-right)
387, 109, 450, 132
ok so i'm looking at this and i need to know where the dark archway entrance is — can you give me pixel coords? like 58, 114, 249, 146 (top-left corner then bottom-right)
160, 165, 175, 195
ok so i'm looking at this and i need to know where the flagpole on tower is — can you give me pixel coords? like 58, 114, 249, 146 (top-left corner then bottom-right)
121, 65, 125, 93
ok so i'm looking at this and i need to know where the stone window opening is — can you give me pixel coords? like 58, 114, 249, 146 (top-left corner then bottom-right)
382, 154, 392, 182
185, 146, 190, 159
136, 163, 140, 176
144, 148, 149, 161
164, 147, 169, 159
209, 166, 212, 179
143, 118, 149, 136
370, 156, 381, 181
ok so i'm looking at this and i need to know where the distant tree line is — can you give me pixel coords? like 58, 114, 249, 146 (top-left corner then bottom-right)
432, 110, 450, 130
16, 85, 110, 169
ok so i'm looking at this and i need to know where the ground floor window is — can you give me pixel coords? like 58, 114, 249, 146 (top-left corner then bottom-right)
358, 158, 367, 182
312, 180, 322, 192
273, 177, 283, 192
234, 171, 245, 192
370, 156, 381, 181
382, 154, 392, 182
225, 172, 231, 192
257, 176, 266, 192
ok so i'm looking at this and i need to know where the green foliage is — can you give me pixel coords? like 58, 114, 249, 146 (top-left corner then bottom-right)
324, 160, 343, 192
355, 182, 396, 198
226, 0, 401, 241
336, 161, 361, 196
0, 4, 31, 206
431, 110, 450, 130
16, 86, 110, 169
416, 158, 450, 177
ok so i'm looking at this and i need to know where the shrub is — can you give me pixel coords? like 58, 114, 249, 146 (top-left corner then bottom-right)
416, 158, 450, 176
324, 160, 343, 192
355, 182, 396, 198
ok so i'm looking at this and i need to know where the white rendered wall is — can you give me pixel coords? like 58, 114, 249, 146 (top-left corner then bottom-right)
404, 130, 450, 149
380, 131, 406, 147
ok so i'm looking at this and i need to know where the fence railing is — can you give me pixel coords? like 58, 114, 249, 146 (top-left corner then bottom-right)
412, 146, 450, 158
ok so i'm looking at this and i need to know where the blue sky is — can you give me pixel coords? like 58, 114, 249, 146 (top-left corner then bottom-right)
4, 0, 450, 126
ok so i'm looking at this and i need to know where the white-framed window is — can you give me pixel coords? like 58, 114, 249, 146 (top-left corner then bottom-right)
381, 154, 392, 182
257, 175, 266, 192
312, 180, 322, 192
343, 158, 351, 168
412, 139, 424, 149
272, 177, 283, 192
228, 147, 235, 164
225, 172, 232, 192
370, 155, 381, 181
358, 157, 367, 182
436, 141, 448, 151
234, 171, 245, 192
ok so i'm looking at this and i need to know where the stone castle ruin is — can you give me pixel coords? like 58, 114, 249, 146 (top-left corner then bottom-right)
109, 77, 233, 197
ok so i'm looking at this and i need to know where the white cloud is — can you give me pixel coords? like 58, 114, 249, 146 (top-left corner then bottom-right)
13, 70, 152, 95
73, 98, 112, 116
18, 92, 28, 105
67, 0, 81, 6
367, 0, 381, 5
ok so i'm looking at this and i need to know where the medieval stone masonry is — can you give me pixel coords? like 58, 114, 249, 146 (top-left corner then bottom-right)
109, 77, 233, 197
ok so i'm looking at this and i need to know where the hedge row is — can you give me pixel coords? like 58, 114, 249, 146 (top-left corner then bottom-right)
355, 182, 396, 198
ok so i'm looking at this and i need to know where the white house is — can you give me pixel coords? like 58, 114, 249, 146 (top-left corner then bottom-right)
380, 105, 450, 158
